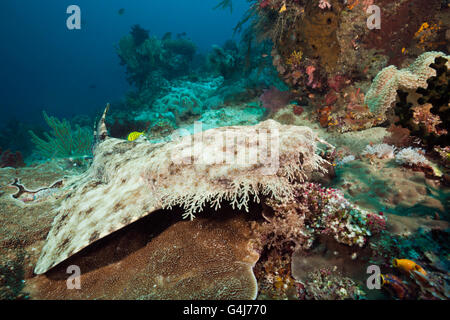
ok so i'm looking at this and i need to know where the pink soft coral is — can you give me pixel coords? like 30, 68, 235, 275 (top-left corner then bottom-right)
318, 0, 331, 9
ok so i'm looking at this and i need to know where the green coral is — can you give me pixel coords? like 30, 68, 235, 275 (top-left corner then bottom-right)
29, 112, 93, 158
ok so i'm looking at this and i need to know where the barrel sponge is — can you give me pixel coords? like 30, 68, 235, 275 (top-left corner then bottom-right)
365, 51, 450, 117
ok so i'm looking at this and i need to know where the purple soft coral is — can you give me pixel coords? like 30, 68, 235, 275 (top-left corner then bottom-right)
259, 87, 294, 113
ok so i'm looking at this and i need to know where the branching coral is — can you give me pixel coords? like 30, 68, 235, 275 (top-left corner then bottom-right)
286, 50, 303, 67
29, 112, 93, 159
130, 24, 150, 46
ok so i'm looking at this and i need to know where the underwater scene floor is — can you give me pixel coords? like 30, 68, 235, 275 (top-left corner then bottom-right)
0, 0, 449, 301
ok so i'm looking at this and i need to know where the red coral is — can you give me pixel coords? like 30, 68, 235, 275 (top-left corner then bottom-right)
306, 65, 316, 87
259, 0, 271, 9
325, 92, 338, 106
293, 105, 304, 115
0, 148, 25, 168
328, 75, 348, 92
361, 0, 441, 66
384, 124, 412, 147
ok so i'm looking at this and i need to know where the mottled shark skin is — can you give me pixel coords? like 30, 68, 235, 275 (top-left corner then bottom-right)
35, 111, 328, 274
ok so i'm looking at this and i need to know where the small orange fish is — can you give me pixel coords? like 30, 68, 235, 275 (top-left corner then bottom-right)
392, 259, 427, 276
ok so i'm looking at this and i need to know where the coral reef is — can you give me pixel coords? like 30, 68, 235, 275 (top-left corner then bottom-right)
251, 183, 386, 264
392, 56, 449, 148
252, 181, 385, 300
117, 25, 198, 110
0, 162, 259, 300
255, 183, 385, 253
0, 162, 72, 299
186, 105, 266, 133
151, 78, 223, 124
369, 223, 450, 300
298, 267, 365, 300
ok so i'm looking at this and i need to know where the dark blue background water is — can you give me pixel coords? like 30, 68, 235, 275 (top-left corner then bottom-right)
0, 0, 247, 126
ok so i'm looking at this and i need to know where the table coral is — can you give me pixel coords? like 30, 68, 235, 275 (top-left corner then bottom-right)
26, 208, 260, 300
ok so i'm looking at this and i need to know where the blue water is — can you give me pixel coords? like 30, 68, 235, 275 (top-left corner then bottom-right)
0, 0, 247, 125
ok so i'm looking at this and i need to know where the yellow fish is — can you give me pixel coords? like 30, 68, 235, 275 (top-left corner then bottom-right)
127, 131, 144, 142
393, 259, 427, 276
279, 4, 287, 13
428, 163, 443, 177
